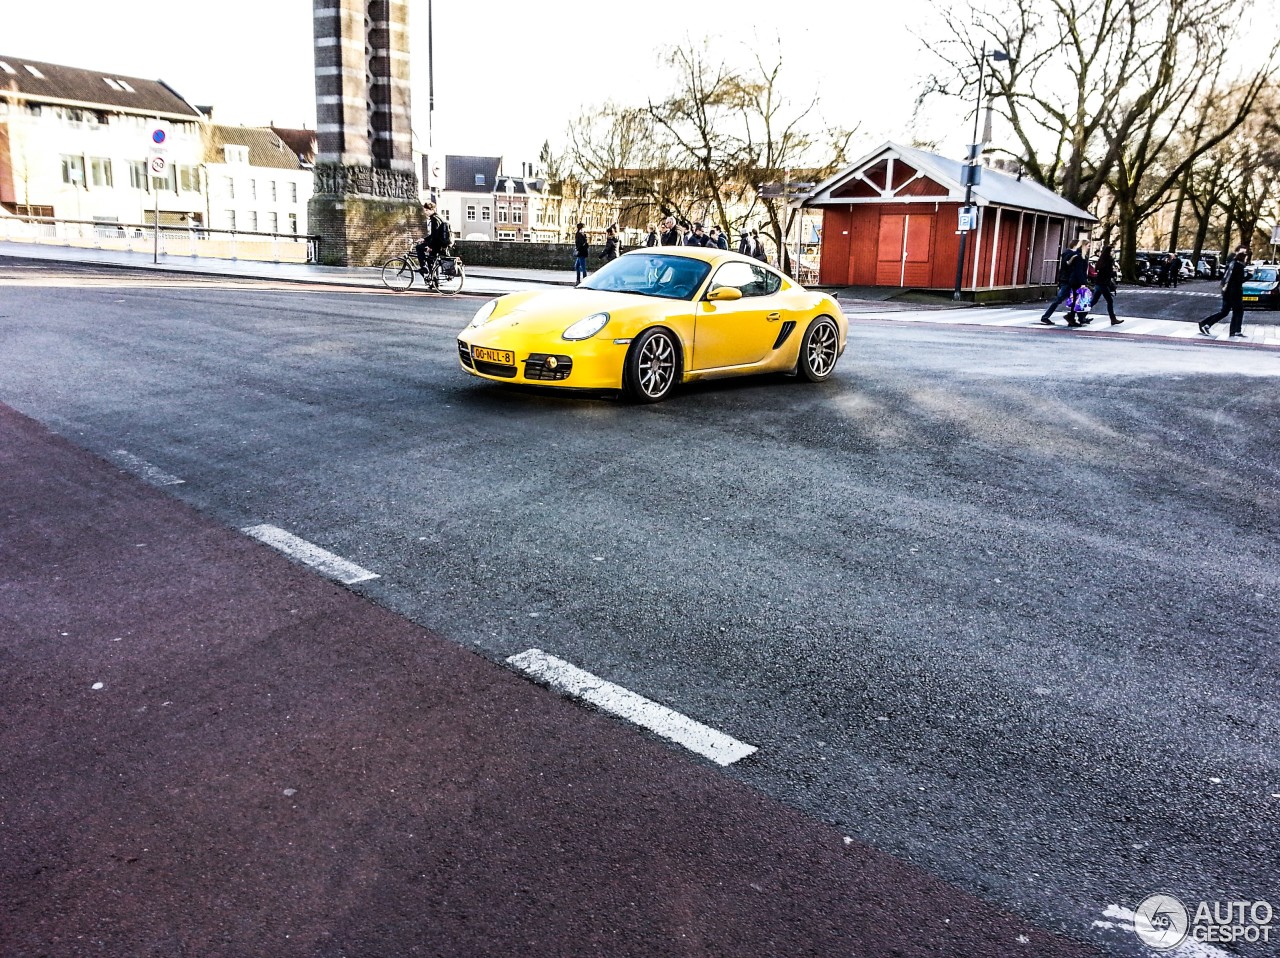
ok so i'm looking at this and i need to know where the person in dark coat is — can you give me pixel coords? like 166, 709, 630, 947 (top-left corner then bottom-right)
574, 223, 589, 283
1090, 245, 1123, 326
750, 229, 768, 262
1168, 252, 1182, 288
709, 226, 729, 250
659, 216, 683, 246
1198, 246, 1250, 338
1040, 238, 1090, 326
684, 223, 711, 247
600, 224, 621, 263
737, 231, 752, 256
644, 224, 658, 247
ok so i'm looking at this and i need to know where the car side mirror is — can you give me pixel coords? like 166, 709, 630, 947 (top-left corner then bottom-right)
706, 287, 742, 302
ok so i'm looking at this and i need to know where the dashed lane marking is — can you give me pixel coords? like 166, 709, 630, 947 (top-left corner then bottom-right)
240, 524, 379, 585
506, 648, 758, 766
111, 449, 184, 486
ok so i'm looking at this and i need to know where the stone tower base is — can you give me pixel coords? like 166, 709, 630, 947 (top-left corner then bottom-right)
309, 195, 423, 267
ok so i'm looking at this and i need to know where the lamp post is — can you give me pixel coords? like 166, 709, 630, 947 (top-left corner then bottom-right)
952, 44, 1009, 300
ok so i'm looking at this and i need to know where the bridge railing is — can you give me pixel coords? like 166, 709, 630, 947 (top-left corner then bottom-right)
0, 214, 320, 264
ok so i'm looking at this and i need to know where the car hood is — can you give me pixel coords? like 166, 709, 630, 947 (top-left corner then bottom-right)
477, 288, 687, 337
1243, 281, 1277, 291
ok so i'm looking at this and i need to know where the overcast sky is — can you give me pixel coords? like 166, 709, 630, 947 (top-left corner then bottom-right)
10, 0, 1273, 172
5, 0, 940, 167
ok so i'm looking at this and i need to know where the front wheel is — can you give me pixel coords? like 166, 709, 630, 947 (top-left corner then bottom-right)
623, 328, 680, 403
381, 256, 416, 292
437, 261, 464, 295
796, 316, 840, 382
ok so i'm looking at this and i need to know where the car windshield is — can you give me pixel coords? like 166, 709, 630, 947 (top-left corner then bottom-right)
579, 254, 712, 300
1250, 268, 1277, 283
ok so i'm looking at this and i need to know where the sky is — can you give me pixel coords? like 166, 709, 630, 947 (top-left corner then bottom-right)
4, 0, 940, 168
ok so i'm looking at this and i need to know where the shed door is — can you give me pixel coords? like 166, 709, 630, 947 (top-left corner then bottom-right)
875, 213, 934, 287
876, 215, 905, 285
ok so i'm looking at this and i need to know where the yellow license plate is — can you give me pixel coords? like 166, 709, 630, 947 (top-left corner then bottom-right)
1243, 296, 1258, 302
472, 346, 515, 364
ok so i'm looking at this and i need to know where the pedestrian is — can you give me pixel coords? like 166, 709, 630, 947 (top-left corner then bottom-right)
600, 224, 620, 263
685, 223, 711, 247
1168, 251, 1181, 288
644, 223, 658, 247
1090, 244, 1123, 326
709, 226, 729, 250
750, 229, 768, 262
737, 230, 752, 256
573, 222, 589, 283
659, 215, 683, 246
1040, 237, 1090, 326
1198, 246, 1250, 338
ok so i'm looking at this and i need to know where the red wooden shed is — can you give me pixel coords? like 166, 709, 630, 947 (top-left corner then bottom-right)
803, 142, 1096, 295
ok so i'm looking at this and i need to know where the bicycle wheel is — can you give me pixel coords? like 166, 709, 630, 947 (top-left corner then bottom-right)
437, 262, 464, 295
381, 256, 417, 292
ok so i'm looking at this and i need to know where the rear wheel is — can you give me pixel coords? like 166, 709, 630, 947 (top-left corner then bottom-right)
796, 316, 840, 382
437, 261, 464, 295
381, 256, 416, 292
623, 328, 680, 402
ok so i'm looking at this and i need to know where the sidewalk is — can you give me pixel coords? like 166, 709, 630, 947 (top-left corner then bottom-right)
0, 404, 1103, 958
835, 300, 1280, 348
0, 239, 577, 295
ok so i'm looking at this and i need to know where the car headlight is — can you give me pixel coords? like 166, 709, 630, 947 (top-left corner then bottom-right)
562, 312, 610, 341
468, 300, 498, 328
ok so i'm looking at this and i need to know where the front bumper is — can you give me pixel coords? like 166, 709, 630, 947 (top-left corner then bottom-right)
456, 334, 629, 389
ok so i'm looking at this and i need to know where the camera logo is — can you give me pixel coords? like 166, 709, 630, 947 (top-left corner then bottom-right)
1133, 894, 1190, 950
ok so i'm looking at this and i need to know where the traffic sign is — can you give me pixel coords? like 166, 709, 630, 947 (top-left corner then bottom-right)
148, 154, 168, 176
958, 206, 978, 232
147, 122, 171, 149
1272, 222, 1280, 244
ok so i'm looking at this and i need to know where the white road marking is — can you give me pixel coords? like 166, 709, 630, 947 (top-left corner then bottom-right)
112, 449, 184, 486
506, 648, 757, 766
240, 524, 379, 584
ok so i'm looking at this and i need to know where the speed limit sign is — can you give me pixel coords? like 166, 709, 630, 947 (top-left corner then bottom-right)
148, 154, 167, 175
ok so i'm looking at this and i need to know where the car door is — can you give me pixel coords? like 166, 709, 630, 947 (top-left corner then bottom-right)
692, 262, 785, 370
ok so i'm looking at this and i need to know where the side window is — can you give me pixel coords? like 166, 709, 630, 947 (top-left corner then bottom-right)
753, 265, 782, 295
709, 262, 781, 298
709, 261, 759, 296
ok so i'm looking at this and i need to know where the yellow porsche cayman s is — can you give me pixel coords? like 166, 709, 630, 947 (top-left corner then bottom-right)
456, 247, 847, 402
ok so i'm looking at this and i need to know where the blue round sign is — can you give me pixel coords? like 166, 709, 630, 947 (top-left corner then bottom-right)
151, 129, 166, 145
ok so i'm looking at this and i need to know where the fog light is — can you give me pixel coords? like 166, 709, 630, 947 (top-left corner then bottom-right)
546, 356, 559, 370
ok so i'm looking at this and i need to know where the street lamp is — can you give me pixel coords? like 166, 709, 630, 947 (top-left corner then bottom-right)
952, 44, 1010, 300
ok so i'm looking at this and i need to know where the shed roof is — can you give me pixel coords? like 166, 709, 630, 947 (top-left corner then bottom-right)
805, 141, 1096, 221
0, 53, 201, 119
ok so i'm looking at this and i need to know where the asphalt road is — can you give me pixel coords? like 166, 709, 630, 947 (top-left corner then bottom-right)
1, 259, 1277, 955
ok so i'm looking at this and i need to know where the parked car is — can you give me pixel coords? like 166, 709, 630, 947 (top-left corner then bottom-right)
1197, 253, 1221, 278
1241, 266, 1279, 309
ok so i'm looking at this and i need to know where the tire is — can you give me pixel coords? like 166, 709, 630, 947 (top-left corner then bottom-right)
381, 256, 416, 292
623, 328, 680, 403
796, 316, 840, 382
437, 262, 464, 295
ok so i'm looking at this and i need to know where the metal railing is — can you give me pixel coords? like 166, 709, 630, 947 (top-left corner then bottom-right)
0, 214, 320, 264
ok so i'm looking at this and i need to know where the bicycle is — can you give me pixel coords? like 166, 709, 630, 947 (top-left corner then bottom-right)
380, 249, 465, 294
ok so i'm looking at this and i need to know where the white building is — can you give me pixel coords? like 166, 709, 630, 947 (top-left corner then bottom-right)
0, 54, 205, 227
202, 125, 312, 236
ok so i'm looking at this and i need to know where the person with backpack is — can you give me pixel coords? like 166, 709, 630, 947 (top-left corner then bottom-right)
415, 201, 452, 276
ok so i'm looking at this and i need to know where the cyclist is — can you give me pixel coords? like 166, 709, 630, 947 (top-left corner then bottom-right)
414, 201, 451, 279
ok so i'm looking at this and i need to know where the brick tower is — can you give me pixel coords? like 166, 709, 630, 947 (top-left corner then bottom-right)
309, 0, 419, 266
